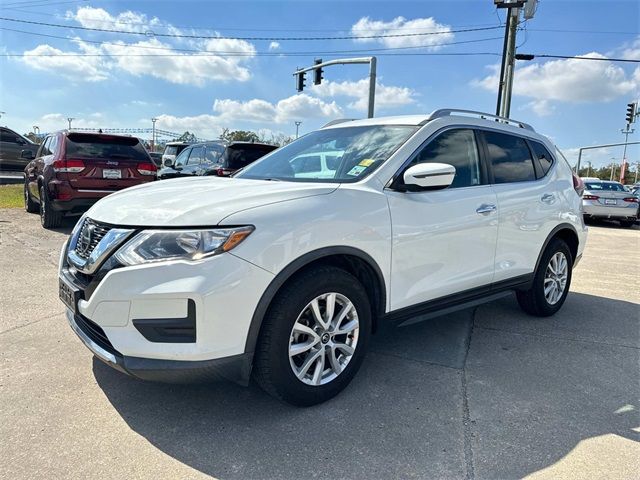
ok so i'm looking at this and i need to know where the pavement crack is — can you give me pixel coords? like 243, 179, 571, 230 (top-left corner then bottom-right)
369, 349, 462, 371
0, 311, 63, 335
461, 306, 476, 480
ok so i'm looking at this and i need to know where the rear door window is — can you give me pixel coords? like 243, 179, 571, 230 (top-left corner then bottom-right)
174, 148, 191, 167
0, 129, 20, 144
483, 131, 536, 184
39, 137, 52, 156
187, 146, 204, 165
66, 134, 149, 161
205, 144, 225, 163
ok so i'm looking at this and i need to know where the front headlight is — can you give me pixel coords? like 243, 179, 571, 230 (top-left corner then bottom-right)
114, 226, 254, 266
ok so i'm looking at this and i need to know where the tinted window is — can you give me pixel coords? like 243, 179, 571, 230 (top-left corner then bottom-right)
484, 131, 536, 183
65, 134, 149, 161
584, 182, 625, 192
205, 144, 225, 163
174, 148, 191, 167
225, 145, 278, 169
40, 137, 52, 156
187, 146, 204, 165
530, 141, 554, 176
0, 129, 20, 143
164, 146, 178, 156
407, 129, 481, 189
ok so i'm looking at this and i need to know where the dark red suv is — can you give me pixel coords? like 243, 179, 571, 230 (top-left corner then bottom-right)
24, 131, 157, 228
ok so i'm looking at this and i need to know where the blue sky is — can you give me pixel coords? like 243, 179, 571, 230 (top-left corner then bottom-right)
1, 0, 639, 168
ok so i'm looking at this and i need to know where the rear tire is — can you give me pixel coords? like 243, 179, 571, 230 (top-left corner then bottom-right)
253, 265, 371, 406
24, 182, 38, 213
620, 220, 635, 228
39, 186, 63, 229
516, 238, 573, 317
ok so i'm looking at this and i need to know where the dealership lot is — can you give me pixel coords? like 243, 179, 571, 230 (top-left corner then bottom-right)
0, 209, 638, 479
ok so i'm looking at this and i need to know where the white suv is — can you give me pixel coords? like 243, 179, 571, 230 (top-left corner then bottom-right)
59, 110, 587, 406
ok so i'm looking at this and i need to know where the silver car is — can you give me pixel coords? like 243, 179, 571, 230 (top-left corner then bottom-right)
582, 180, 639, 228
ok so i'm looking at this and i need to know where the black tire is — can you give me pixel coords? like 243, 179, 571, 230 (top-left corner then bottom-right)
24, 182, 38, 213
39, 185, 63, 229
619, 220, 635, 228
253, 265, 372, 406
516, 238, 573, 317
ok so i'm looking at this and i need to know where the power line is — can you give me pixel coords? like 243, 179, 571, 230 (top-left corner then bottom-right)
0, 15, 504, 41
0, 26, 504, 55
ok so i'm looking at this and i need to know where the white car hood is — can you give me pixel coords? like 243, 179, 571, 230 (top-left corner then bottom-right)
86, 177, 338, 226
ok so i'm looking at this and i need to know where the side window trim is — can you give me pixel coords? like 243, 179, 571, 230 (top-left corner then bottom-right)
387, 125, 487, 191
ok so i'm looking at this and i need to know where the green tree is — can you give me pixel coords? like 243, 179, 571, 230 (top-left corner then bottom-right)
219, 128, 260, 143
175, 131, 198, 142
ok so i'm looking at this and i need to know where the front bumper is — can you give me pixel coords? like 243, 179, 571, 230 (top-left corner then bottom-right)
67, 310, 252, 383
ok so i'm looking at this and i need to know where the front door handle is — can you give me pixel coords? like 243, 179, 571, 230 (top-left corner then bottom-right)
476, 204, 497, 215
541, 193, 555, 204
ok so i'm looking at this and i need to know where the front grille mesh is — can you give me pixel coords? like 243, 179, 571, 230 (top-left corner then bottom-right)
75, 218, 112, 259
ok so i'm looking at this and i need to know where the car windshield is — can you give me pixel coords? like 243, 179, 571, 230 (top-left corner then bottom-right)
164, 146, 177, 156
584, 182, 625, 192
237, 125, 418, 182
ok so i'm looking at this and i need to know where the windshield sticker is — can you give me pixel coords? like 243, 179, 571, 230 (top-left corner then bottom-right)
358, 159, 375, 167
347, 165, 367, 176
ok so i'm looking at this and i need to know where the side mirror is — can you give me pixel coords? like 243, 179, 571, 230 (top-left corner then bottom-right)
403, 163, 455, 190
163, 158, 173, 167
20, 149, 35, 160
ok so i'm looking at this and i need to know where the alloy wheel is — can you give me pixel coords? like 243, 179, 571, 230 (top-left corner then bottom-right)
544, 252, 568, 305
288, 292, 359, 386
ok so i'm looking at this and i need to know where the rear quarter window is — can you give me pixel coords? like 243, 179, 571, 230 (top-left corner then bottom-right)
530, 141, 554, 176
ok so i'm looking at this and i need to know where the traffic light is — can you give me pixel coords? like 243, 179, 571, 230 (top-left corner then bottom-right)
313, 58, 323, 85
296, 71, 306, 92
625, 102, 637, 125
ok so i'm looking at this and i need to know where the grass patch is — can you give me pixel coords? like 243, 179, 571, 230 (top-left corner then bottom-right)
0, 185, 23, 208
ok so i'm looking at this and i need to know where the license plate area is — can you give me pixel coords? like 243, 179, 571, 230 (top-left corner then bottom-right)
604, 199, 617, 205
59, 276, 80, 314
103, 169, 122, 179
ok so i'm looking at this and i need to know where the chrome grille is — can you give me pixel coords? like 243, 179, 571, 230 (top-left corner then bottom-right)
74, 218, 112, 259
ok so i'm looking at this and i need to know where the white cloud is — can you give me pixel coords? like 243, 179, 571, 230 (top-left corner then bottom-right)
152, 114, 224, 138
472, 53, 640, 115
21, 6, 256, 85
312, 78, 415, 111
213, 94, 342, 123
620, 36, 640, 61
523, 100, 555, 117
350, 16, 453, 49
269, 41, 281, 50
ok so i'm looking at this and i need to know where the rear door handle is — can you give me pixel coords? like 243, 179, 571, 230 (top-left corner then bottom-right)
541, 193, 555, 204
476, 204, 497, 215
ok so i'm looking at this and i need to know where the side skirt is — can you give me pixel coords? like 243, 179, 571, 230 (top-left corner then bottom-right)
383, 274, 533, 328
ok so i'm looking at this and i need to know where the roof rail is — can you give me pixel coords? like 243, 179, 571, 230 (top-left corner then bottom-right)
321, 118, 356, 128
428, 109, 535, 132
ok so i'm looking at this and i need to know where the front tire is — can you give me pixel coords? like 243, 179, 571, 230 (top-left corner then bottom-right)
516, 238, 573, 317
24, 182, 38, 213
253, 266, 372, 406
39, 186, 63, 229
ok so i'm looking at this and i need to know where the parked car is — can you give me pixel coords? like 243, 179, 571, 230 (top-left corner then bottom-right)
148, 152, 163, 166
24, 131, 157, 228
59, 110, 587, 406
581, 179, 638, 227
0, 127, 39, 171
158, 141, 277, 179
161, 141, 192, 167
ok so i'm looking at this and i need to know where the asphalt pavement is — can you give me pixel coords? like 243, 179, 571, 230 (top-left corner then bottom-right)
0, 209, 638, 479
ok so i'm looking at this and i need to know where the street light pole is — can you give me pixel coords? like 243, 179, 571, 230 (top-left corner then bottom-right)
151, 117, 158, 151
295, 121, 302, 139
67, 117, 75, 130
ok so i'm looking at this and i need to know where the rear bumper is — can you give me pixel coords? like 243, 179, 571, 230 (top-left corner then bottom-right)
51, 197, 100, 213
67, 310, 252, 384
582, 202, 637, 220
48, 179, 152, 213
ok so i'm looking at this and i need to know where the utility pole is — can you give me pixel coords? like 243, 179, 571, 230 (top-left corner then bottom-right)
294, 57, 377, 118
295, 121, 302, 139
151, 117, 158, 151
634, 162, 639, 183
610, 159, 617, 181
494, 0, 529, 118
67, 117, 75, 130
586, 161, 592, 177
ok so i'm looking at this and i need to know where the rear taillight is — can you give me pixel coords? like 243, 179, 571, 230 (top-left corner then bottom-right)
582, 194, 599, 201
572, 173, 585, 196
53, 158, 85, 173
137, 162, 157, 176
623, 197, 639, 203
216, 168, 225, 176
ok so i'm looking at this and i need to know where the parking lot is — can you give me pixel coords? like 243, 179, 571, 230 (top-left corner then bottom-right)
0, 208, 638, 479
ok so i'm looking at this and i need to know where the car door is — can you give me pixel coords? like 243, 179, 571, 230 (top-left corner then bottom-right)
479, 129, 557, 283
386, 128, 498, 310
0, 128, 26, 170
163, 147, 190, 178
184, 146, 204, 175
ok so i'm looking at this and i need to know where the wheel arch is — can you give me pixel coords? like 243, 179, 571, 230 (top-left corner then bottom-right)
533, 223, 579, 274
244, 246, 387, 357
